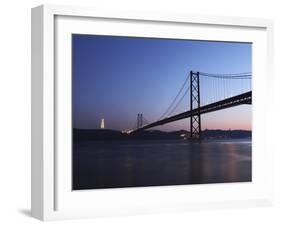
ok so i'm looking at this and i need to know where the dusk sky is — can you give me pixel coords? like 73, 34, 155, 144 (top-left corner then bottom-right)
72, 34, 252, 131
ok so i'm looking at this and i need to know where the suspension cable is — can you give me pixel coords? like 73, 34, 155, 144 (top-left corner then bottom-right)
166, 85, 190, 117
158, 74, 190, 119
199, 71, 252, 77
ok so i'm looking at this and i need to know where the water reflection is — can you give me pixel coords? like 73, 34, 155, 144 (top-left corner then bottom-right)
73, 139, 252, 190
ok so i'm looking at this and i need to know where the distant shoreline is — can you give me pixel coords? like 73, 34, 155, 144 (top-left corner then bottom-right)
73, 128, 252, 141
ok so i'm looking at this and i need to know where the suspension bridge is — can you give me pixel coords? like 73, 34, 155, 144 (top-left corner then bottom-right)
127, 70, 252, 139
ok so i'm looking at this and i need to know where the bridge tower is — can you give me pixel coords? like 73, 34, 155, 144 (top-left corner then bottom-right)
190, 71, 201, 139
137, 113, 143, 129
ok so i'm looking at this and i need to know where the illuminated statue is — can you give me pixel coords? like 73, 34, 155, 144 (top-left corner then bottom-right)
100, 118, 105, 129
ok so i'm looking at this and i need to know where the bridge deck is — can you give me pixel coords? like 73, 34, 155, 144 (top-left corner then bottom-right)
132, 91, 251, 132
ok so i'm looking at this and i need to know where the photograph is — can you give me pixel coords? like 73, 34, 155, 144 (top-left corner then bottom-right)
72, 34, 252, 190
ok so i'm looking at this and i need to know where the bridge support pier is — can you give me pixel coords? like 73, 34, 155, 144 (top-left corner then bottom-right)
190, 71, 201, 139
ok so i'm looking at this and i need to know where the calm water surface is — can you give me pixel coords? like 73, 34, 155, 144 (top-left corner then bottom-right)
73, 139, 251, 190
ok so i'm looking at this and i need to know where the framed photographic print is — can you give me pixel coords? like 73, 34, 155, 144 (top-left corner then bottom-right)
31, 4, 274, 221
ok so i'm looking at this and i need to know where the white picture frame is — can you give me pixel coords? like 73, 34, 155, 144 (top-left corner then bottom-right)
31, 4, 274, 221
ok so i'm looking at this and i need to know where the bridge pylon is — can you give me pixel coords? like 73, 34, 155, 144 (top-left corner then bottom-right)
190, 71, 201, 139
137, 113, 143, 129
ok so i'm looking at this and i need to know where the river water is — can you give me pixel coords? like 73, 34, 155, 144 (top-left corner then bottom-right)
72, 139, 251, 190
